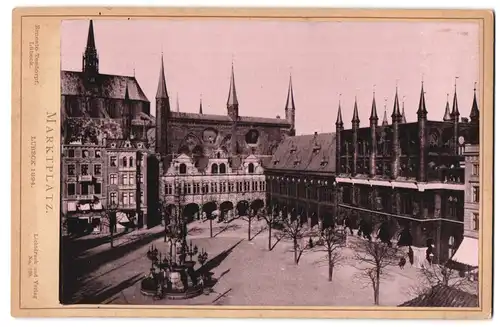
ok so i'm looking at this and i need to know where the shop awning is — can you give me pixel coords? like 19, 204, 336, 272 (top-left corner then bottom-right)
67, 202, 77, 212
92, 202, 103, 210
451, 237, 479, 267
78, 203, 91, 211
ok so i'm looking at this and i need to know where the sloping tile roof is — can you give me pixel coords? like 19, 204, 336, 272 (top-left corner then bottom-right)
61, 70, 149, 102
399, 285, 478, 307
266, 132, 336, 173
169, 111, 290, 126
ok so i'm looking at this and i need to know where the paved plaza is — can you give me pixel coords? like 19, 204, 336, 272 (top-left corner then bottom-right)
64, 218, 425, 306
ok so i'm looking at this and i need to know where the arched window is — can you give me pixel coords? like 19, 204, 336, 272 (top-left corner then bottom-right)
219, 163, 226, 174
211, 163, 218, 174
129, 157, 134, 167
179, 163, 187, 175
122, 157, 127, 167
448, 236, 456, 259
248, 163, 255, 174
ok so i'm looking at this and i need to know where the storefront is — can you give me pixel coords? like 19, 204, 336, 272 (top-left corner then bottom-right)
451, 236, 479, 281
65, 200, 105, 235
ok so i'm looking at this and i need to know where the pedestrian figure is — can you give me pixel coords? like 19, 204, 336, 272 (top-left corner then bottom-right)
399, 257, 406, 269
408, 246, 414, 266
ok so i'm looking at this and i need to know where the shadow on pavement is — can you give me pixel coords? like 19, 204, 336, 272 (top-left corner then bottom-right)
62, 230, 128, 257
197, 239, 243, 276
249, 227, 266, 241
61, 229, 165, 304
77, 273, 143, 304
213, 224, 241, 237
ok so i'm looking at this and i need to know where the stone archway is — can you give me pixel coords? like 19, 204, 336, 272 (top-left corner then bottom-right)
220, 201, 234, 221
202, 201, 218, 220
183, 203, 199, 223
250, 199, 265, 214
236, 200, 249, 217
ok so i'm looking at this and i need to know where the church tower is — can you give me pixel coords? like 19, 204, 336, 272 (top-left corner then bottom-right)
227, 63, 239, 120
285, 74, 296, 136
82, 20, 99, 83
155, 54, 171, 156
227, 63, 239, 157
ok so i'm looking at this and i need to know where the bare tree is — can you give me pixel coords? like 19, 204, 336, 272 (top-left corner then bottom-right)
240, 206, 258, 241
352, 238, 400, 305
316, 227, 346, 281
279, 213, 307, 264
260, 205, 281, 251
409, 257, 477, 299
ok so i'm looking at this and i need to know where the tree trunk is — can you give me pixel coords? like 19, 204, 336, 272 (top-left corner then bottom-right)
328, 252, 333, 281
374, 271, 380, 305
210, 218, 213, 238
248, 217, 251, 241
293, 239, 298, 264
110, 223, 114, 248
268, 223, 272, 250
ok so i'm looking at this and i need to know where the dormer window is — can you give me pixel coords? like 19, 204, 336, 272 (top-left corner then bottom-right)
320, 156, 328, 166
273, 159, 279, 165
312, 142, 321, 154
293, 158, 300, 166
290, 144, 297, 153
124, 141, 131, 148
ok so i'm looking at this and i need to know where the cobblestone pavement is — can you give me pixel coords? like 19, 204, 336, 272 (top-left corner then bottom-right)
65, 217, 426, 306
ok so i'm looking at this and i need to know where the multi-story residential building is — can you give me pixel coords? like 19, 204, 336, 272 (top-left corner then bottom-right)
106, 85, 152, 230
61, 141, 107, 235
450, 142, 479, 276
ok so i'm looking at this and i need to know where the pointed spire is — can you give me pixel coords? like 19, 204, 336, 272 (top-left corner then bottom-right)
352, 96, 360, 125
451, 77, 460, 118
382, 98, 389, 126
199, 95, 203, 114
86, 20, 96, 50
156, 54, 169, 99
285, 74, 295, 110
370, 89, 378, 122
418, 80, 428, 118
335, 95, 344, 128
470, 82, 479, 122
227, 62, 238, 107
443, 93, 452, 121
176, 93, 180, 112
83, 20, 99, 75
401, 96, 407, 124
391, 85, 401, 120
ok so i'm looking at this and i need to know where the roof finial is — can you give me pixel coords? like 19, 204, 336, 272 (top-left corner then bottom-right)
373, 84, 376, 96
474, 81, 477, 92
455, 76, 459, 91
176, 92, 180, 112
396, 78, 399, 92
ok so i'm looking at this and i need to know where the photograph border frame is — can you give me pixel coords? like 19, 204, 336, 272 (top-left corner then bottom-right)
11, 7, 494, 319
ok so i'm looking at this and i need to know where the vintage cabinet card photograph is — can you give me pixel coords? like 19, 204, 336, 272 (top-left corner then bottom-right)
11, 7, 493, 318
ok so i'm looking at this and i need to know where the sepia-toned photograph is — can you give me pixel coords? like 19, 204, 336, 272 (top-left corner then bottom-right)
58, 17, 482, 308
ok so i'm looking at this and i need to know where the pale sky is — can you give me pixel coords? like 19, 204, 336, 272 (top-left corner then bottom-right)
61, 19, 479, 135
